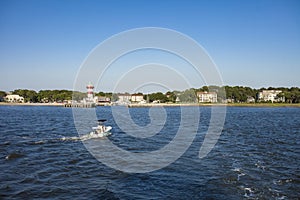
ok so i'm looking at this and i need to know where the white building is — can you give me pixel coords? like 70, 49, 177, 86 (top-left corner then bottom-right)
197, 91, 217, 103
117, 94, 131, 103
131, 94, 144, 102
258, 90, 283, 102
5, 94, 24, 103
246, 96, 255, 103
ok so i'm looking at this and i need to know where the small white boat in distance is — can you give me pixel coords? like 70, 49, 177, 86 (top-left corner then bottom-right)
90, 119, 112, 137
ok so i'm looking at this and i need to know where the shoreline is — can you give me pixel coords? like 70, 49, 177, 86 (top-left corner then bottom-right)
0, 102, 64, 107
224, 103, 300, 107
128, 103, 300, 108
1, 102, 300, 108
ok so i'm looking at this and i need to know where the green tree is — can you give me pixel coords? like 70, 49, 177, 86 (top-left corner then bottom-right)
148, 92, 168, 103
166, 91, 176, 103
285, 87, 300, 103
12, 89, 38, 102
97, 92, 106, 96
200, 86, 209, 92
224, 86, 257, 103
72, 91, 86, 102
0, 91, 6, 102
111, 93, 119, 102
178, 89, 197, 103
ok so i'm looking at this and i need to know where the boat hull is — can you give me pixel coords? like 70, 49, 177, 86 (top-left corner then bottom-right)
90, 126, 112, 138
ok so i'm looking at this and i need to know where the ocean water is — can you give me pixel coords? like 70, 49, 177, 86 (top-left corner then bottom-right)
0, 105, 299, 199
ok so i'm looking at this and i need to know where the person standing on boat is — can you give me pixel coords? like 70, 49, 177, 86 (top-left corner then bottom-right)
100, 124, 104, 133
96, 119, 106, 134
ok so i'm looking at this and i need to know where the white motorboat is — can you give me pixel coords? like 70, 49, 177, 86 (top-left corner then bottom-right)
90, 119, 112, 137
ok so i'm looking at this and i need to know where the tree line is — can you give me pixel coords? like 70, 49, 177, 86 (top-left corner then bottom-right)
222, 86, 300, 103
0, 86, 299, 103
142, 86, 300, 103
0, 89, 86, 103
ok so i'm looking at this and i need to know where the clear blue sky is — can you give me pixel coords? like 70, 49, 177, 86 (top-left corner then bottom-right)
1, 0, 299, 92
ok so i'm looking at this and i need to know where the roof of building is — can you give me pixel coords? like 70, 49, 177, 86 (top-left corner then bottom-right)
196, 91, 217, 95
131, 94, 144, 96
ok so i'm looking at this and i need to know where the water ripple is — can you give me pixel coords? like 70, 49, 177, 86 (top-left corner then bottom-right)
0, 106, 299, 199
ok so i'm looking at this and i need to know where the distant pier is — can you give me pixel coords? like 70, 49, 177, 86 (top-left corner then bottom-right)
64, 103, 96, 108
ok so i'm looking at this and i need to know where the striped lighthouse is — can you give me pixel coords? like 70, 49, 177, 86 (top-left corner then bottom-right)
86, 82, 94, 101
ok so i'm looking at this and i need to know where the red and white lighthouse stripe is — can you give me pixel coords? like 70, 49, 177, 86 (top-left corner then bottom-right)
86, 83, 94, 99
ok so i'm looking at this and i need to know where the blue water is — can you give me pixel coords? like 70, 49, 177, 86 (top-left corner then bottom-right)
0, 106, 299, 199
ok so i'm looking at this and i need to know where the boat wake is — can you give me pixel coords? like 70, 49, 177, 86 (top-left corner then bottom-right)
61, 132, 112, 142
24, 132, 112, 146
21, 122, 113, 145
